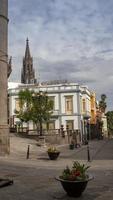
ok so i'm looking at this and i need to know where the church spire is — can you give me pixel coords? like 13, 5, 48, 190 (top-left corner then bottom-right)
25, 38, 31, 58
21, 39, 37, 84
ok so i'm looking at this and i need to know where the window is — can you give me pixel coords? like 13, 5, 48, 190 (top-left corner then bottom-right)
15, 99, 20, 112
49, 96, 55, 109
42, 123, 47, 130
66, 120, 74, 130
48, 121, 55, 130
82, 99, 86, 112
65, 96, 73, 114
41, 121, 55, 130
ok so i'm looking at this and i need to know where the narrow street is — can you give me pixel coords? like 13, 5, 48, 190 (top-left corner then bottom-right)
0, 136, 113, 199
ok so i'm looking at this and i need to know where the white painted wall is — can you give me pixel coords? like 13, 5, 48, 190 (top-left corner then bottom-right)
8, 82, 92, 136
61, 115, 79, 130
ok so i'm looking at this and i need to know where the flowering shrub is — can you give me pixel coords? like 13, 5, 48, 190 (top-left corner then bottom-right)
60, 161, 90, 181
47, 146, 59, 153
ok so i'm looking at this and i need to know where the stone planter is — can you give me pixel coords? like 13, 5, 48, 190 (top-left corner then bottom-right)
47, 151, 60, 160
56, 175, 93, 197
69, 144, 74, 150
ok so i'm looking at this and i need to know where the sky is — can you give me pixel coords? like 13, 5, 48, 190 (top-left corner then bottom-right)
8, 0, 113, 110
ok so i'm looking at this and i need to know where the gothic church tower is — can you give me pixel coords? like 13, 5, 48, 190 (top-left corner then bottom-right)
21, 39, 37, 84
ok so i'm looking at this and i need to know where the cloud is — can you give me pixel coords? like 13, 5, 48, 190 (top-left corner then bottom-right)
8, 0, 113, 110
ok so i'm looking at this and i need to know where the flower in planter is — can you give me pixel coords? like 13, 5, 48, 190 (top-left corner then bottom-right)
56, 161, 92, 197
47, 146, 60, 160
60, 161, 90, 181
47, 146, 59, 153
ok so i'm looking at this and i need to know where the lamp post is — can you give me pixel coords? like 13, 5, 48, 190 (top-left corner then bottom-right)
83, 115, 91, 145
38, 91, 43, 136
0, 0, 10, 155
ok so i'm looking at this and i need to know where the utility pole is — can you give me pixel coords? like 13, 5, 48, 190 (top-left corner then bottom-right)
0, 0, 10, 154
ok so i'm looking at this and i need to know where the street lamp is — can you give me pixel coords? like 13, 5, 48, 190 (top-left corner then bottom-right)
83, 115, 91, 145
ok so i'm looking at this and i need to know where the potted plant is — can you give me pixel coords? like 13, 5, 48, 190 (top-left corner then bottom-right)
47, 146, 60, 160
56, 161, 93, 197
69, 140, 75, 150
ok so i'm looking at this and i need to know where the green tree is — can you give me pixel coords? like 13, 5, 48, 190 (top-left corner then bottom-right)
96, 116, 103, 139
31, 91, 53, 135
15, 89, 33, 127
99, 94, 107, 113
106, 111, 113, 136
15, 89, 53, 135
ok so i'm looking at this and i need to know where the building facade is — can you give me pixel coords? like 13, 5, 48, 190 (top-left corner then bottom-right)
8, 82, 93, 142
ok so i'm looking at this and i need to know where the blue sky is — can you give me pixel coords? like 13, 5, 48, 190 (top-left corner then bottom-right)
8, 0, 113, 110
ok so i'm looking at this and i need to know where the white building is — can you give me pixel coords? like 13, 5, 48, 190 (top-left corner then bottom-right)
8, 82, 92, 141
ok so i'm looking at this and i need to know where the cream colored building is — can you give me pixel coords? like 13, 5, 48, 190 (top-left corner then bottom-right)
8, 82, 93, 142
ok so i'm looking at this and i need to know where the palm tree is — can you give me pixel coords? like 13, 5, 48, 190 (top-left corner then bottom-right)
99, 94, 107, 113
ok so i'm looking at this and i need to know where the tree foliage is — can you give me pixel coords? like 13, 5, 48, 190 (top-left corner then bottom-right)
106, 111, 113, 135
31, 91, 53, 135
99, 94, 107, 113
15, 89, 33, 123
15, 89, 54, 135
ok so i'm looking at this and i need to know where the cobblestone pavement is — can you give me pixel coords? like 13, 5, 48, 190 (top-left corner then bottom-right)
0, 134, 113, 199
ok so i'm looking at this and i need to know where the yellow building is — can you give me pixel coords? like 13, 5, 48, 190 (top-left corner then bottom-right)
90, 92, 97, 125
81, 91, 97, 141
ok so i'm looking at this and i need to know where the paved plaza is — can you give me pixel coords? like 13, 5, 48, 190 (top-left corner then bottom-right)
0, 134, 113, 199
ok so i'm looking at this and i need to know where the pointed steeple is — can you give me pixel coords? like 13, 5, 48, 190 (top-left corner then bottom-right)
25, 38, 31, 58
21, 39, 37, 84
